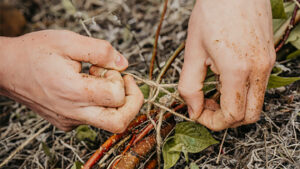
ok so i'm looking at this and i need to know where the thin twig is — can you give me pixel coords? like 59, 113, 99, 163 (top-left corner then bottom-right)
80, 19, 92, 37
216, 129, 228, 164
123, 72, 184, 103
0, 123, 51, 168
156, 42, 185, 83
60, 140, 84, 163
262, 111, 280, 130
110, 134, 136, 168
274, 10, 300, 46
263, 128, 269, 169
150, 101, 193, 122
293, 0, 300, 8
82, 115, 148, 169
275, 6, 299, 52
0, 101, 14, 106
155, 110, 165, 168
149, 0, 169, 80
133, 104, 185, 145
98, 135, 131, 167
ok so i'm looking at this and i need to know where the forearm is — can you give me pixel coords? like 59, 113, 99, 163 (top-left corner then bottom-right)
0, 36, 17, 96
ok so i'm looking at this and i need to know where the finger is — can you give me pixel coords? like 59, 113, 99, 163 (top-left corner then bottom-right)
178, 24, 208, 120
89, 66, 123, 83
197, 68, 250, 131
78, 70, 125, 107
47, 30, 128, 71
32, 106, 80, 132
233, 67, 271, 127
77, 75, 144, 133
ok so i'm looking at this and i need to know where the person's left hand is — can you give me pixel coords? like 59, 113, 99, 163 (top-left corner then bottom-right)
178, 0, 275, 131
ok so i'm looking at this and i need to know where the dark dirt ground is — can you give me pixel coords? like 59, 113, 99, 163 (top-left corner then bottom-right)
0, 0, 299, 169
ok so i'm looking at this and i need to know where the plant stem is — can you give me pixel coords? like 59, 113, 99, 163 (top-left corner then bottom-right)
144, 158, 157, 169
133, 103, 185, 145
156, 42, 185, 83
82, 115, 148, 169
149, 0, 169, 80
275, 5, 299, 52
112, 123, 175, 169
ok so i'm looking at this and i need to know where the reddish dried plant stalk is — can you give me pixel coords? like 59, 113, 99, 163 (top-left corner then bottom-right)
133, 103, 185, 145
112, 123, 175, 169
149, 0, 169, 80
82, 115, 148, 169
144, 158, 157, 169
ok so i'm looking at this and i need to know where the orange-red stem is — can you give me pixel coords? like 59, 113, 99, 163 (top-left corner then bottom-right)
111, 134, 137, 168
133, 103, 185, 145
144, 158, 157, 169
82, 115, 148, 169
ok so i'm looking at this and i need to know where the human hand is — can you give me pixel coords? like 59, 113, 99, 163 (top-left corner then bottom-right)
0, 30, 144, 133
178, 0, 276, 131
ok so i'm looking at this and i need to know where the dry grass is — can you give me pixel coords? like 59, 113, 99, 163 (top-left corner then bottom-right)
0, 0, 299, 168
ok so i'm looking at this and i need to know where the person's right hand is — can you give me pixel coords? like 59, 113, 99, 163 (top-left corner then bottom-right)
179, 0, 276, 131
0, 30, 144, 133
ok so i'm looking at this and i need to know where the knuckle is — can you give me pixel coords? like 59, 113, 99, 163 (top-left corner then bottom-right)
261, 60, 272, 71
111, 119, 127, 133
257, 57, 273, 72
224, 111, 245, 124
109, 83, 125, 106
245, 114, 261, 124
109, 72, 123, 83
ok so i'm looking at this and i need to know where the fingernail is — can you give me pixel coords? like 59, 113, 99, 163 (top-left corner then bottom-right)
114, 51, 127, 68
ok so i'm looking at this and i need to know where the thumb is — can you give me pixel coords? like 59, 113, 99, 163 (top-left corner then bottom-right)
51, 30, 128, 71
178, 34, 207, 120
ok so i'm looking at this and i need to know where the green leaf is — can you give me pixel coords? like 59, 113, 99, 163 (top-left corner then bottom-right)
163, 137, 181, 169
174, 122, 219, 153
71, 161, 83, 169
158, 87, 175, 99
203, 75, 217, 94
272, 66, 282, 75
286, 24, 300, 49
286, 50, 300, 60
190, 162, 200, 169
42, 142, 52, 158
273, 19, 286, 33
273, 2, 295, 33
75, 125, 97, 143
270, 0, 287, 19
169, 142, 184, 152
42, 142, 55, 163
140, 84, 150, 99
183, 147, 189, 162
140, 84, 175, 99
284, 2, 296, 15
267, 74, 300, 89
